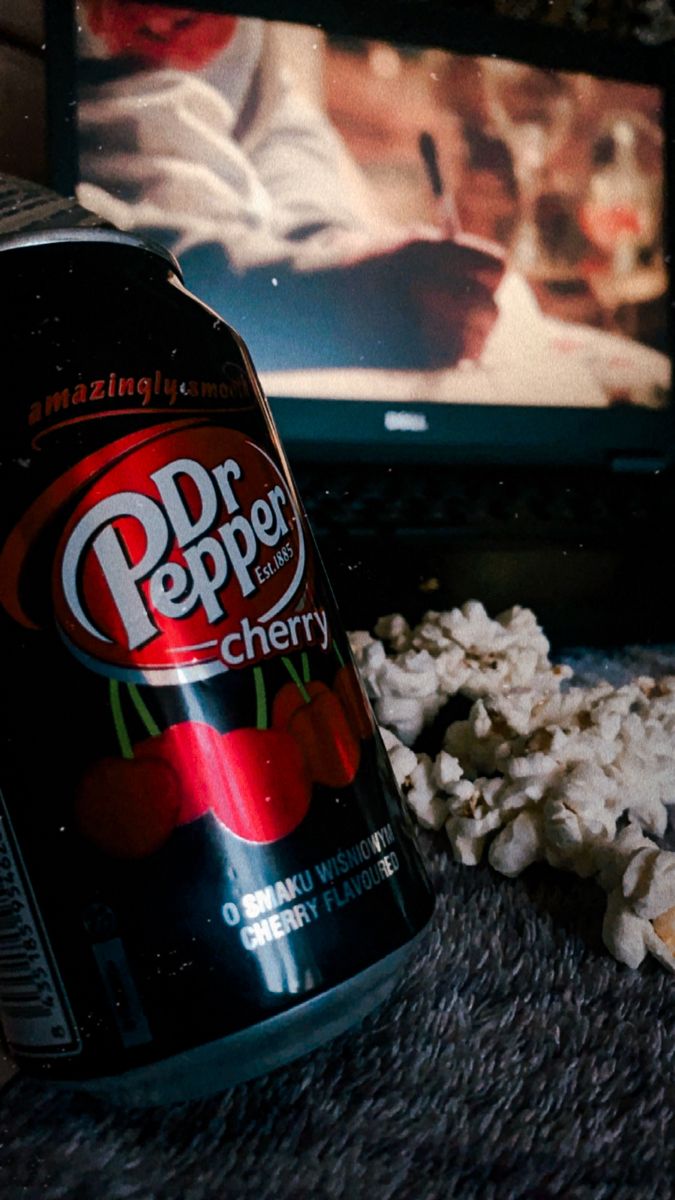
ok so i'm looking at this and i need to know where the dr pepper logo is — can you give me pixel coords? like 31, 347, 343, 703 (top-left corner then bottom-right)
0, 422, 318, 684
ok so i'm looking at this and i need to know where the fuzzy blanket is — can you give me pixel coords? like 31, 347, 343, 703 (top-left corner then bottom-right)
0, 645, 673, 1199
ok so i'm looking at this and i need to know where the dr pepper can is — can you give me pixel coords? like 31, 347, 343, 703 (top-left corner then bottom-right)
0, 178, 435, 1103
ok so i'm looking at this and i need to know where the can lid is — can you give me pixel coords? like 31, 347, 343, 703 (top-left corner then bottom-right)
0, 174, 181, 275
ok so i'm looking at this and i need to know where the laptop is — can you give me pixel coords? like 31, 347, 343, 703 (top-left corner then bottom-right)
45, 0, 675, 646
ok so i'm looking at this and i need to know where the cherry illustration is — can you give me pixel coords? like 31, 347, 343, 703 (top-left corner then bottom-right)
74, 679, 188, 859
75, 755, 181, 859
213, 728, 311, 843
333, 662, 375, 741
134, 720, 224, 824
75, 670, 314, 856
272, 675, 361, 788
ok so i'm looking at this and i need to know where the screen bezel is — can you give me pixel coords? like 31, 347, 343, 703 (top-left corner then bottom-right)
45, 0, 675, 467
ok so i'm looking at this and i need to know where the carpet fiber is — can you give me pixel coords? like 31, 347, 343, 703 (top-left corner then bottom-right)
0, 649, 674, 1199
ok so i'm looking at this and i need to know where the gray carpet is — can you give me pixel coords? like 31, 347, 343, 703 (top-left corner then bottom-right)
0, 647, 674, 1199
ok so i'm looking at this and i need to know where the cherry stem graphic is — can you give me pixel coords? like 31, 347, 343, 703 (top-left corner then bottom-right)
301, 652, 310, 684
109, 678, 133, 761
281, 656, 311, 704
333, 640, 345, 669
253, 666, 267, 730
127, 684, 161, 739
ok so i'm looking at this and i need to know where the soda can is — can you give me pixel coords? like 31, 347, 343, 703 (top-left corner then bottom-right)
0, 178, 434, 1103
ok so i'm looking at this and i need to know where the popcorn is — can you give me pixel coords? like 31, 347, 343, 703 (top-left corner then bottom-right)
653, 905, 675, 955
603, 885, 675, 974
350, 633, 443, 744
621, 847, 675, 920
434, 645, 471, 694
592, 822, 655, 892
488, 810, 544, 877
645, 922, 675, 973
445, 815, 492, 866
432, 750, 463, 793
405, 755, 449, 831
602, 888, 651, 970
544, 764, 619, 857
373, 612, 411, 652
353, 601, 675, 976
378, 727, 417, 788
374, 696, 429, 747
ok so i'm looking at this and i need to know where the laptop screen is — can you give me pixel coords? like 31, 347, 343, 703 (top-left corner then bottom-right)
68, 3, 672, 460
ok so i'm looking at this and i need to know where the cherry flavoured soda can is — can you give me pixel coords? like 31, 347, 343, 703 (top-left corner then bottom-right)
0, 179, 434, 1102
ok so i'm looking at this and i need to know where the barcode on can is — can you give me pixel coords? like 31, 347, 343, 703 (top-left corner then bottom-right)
0, 791, 80, 1056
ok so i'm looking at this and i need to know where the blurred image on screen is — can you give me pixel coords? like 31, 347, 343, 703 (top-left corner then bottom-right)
75, 3, 670, 409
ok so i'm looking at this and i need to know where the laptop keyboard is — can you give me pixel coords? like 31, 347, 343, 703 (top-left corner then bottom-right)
292, 462, 668, 543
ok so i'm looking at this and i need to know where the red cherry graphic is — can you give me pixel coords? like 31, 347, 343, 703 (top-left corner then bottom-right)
271, 679, 311, 731
333, 663, 375, 741
75, 674, 311, 854
212, 729, 311, 843
135, 720, 224, 824
272, 680, 361, 788
75, 756, 181, 859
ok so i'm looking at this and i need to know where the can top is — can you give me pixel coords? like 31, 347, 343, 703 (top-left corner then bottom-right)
0, 173, 180, 275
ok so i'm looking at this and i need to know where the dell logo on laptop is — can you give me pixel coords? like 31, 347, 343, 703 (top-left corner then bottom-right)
384, 411, 429, 433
